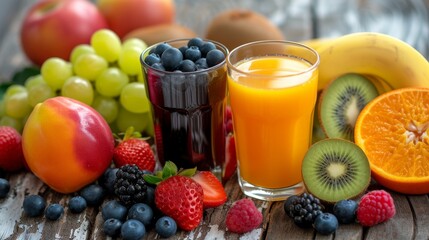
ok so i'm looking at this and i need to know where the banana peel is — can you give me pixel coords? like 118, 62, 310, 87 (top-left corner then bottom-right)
311, 32, 429, 93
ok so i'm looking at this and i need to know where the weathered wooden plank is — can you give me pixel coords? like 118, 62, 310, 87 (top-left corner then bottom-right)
408, 195, 429, 240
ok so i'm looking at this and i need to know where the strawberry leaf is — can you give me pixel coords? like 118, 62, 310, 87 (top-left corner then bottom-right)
162, 161, 178, 178
143, 174, 163, 185
179, 167, 197, 177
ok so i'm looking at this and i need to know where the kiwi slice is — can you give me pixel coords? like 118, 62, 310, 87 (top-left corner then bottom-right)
302, 138, 370, 203
319, 73, 379, 141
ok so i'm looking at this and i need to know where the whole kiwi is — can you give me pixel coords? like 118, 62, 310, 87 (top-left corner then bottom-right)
301, 138, 371, 203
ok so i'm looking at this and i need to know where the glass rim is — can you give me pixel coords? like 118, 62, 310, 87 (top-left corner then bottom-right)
140, 38, 229, 75
226, 40, 320, 78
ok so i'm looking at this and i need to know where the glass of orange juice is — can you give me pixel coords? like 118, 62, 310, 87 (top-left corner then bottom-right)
227, 40, 319, 201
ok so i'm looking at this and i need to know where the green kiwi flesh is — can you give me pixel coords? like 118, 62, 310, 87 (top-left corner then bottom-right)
302, 138, 371, 203
319, 73, 379, 141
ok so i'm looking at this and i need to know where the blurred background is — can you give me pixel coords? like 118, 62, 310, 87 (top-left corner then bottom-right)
174, 0, 429, 58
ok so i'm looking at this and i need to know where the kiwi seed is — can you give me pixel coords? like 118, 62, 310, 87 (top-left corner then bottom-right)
318, 73, 379, 141
302, 138, 371, 203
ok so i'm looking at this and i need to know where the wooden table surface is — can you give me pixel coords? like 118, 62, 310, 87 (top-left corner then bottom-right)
1, 0, 429, 240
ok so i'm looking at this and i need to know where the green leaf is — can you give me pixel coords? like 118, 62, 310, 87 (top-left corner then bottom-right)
143, 174, 163, 185
162, 161, 178, 179
11, 66, 40, 85
178, 167, 197, 177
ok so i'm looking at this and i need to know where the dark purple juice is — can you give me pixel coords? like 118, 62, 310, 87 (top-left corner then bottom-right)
141, 40, 227, 173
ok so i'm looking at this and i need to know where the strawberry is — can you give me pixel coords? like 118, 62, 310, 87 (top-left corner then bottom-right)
222, 134, 237, 181
0, 126, 25, 172
192, 171, 227, 208
144, 161, 204, 231
113, 127, 156, 172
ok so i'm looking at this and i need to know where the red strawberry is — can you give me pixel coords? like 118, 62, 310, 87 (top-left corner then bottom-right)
155, 175, 204, 231
222, 134, 237, 181
0, 126, 25, 172
192, 171, 227, 208
113, 127, 156, 172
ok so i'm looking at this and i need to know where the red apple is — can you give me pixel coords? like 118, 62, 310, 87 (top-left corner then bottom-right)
97, 0, 175, 39
20, 0, 108, 66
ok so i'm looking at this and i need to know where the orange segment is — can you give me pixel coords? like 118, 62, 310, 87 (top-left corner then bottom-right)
355, 87, 429, 194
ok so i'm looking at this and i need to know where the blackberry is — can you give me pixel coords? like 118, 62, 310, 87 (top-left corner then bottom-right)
114, 164, 148, 206
285, 193, 324, 228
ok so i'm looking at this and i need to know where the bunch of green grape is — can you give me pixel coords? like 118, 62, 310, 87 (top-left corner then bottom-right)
0, 29, 153, 136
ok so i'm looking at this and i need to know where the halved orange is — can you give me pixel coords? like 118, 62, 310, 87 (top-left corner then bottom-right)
355, 87, 429, 194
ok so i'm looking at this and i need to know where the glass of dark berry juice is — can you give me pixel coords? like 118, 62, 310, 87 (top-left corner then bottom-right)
140, 38, 228, 178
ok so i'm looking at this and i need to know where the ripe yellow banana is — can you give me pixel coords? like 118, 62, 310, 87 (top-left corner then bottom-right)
315, 32, 429, 93
300, 37, 334, 51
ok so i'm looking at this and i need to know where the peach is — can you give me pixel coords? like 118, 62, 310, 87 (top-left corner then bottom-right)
22, 97, 114, 193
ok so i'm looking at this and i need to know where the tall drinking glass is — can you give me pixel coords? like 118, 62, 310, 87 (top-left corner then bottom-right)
141, 39, 228, 178
227, 40, 319, 201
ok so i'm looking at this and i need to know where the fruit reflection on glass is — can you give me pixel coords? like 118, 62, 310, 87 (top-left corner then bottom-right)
227, 41, 319, 201
141, 38, 228, 175
355, 87, 429, 194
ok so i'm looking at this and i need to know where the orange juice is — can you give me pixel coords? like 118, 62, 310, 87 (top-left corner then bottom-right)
228, 56, 318, 189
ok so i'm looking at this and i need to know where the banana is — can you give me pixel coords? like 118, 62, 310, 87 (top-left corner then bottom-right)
315, 32, 429, 93
300, 37, 334, 51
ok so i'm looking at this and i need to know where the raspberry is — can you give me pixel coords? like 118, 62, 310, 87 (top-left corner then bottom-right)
356, 190, 396, 227
226, 198, 263, 234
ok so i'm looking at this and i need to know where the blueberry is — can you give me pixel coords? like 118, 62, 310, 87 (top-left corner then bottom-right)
80, 184, 105, 206
195, 58, 208, 70
121, 219, 146, 240
187, 37, 205, 48
68, 196, 87, 213
184, 46, 201, 62
161, 47, 183, 71
200, 41, 216, 57
23, 195, 46, 217
178, 46, 188, 56
103, 218, 122, 237
177, 59, 196, 72
155, 216, 177, 238
151, 62, 166, 71
206, 49, 225, 67
154, 43, 171, 56
128, 203, 153, 226
144, 186, 155, 207
144, 53, 161, 66
45, 203, 64, 220
0, 178, 10, 198
333, 199, 358, 224
102, 200, 128, 221
314, 213, 338, 235
284, 195, 299, 218
99, 168, 118, 195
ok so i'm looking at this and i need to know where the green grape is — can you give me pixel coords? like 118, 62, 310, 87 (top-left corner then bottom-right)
119, 82, 151, 113
61, 76, 94, 105
73, 53, 108, 81
4, 91, 32, 119
118, 46, 143, 76
41, 57, 73, 90
25, 74, 45, 91
4, 84, 26, 100
0, 100, 5, 117
70, 44, 95, 64
0, 116, 23, 133
115, 105, 150, 133
95, 67, 129, 97
137, 71, 146, 83
91, 29, 122, 62
91, 95, 119, 124
27, 82, 56, 107
122, 38, 147, 51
